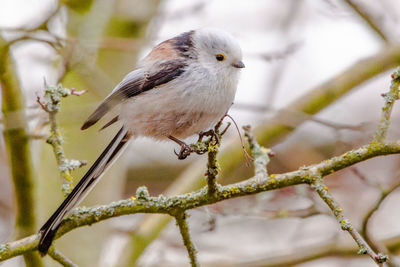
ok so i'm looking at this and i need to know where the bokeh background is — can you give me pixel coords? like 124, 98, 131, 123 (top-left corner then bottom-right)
2, 0, 400, 266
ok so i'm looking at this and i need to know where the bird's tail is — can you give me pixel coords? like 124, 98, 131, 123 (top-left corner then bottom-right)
38, 127, 131, 255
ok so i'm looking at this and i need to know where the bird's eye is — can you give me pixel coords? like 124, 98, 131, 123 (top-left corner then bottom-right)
216, 53, 225, 61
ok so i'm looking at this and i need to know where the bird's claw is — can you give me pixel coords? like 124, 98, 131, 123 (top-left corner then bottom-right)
174, 143, 194, 160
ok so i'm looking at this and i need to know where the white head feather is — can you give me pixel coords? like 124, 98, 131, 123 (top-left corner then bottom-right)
193, 28, 244, 73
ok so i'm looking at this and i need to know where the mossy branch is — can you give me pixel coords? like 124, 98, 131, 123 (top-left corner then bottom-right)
374, 68, 400, 143
2, 136, 400, 262
311, 176, 387, 265
37, 82, 87, 196
174, 212, 199, 267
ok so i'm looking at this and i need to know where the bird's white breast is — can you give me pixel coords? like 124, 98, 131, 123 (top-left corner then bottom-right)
119, 63, 239, 139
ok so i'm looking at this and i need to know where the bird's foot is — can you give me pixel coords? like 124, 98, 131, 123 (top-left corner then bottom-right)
174, 142, 194, 160
168, 135, 194, 160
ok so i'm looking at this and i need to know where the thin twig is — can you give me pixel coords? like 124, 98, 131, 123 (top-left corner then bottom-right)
243, 125, 270, 178
233, 103, 369, 132
373, 68, 400, 143
360, 176, 400, 267
344, 0, 388, 42
38, 82, 87, 196
310, 176, 387, 265
205, 123, 222, 198
174, 212, 199, 267
362, 177, 400, 237
47, 247, 78, 267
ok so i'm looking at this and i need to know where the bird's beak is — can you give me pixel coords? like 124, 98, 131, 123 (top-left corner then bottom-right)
232, 61, 245, 68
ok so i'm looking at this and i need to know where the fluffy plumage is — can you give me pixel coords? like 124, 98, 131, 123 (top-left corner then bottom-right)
38, 28, 244, 255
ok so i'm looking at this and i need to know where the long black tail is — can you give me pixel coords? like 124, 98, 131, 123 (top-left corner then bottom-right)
38, 127, 130, 255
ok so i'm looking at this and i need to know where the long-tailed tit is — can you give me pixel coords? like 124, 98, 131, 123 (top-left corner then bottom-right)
38, 28, 244, 255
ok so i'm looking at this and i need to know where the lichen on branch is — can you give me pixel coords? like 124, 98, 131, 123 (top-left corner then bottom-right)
37, 81, 87, 196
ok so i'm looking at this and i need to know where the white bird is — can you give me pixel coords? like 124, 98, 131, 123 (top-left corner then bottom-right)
38, 28, 244, 255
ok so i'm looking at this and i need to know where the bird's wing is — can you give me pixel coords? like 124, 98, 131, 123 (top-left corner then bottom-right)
81, 59, 188, 130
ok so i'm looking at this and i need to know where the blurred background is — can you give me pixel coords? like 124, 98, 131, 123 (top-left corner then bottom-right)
2, 0, 400, 266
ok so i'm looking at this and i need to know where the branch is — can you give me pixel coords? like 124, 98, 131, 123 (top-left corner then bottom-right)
311, 176, 386, 265
2, 138, 400, 262
37, 82, 87, 196
204, 124, 224, 198
361, 176, 400, 267
236, 234, 400, 267
374, 68, 400, 142
243, 125, 271, 178
0, 37, 43, 266
255, 44, 400, 146
362, 178, 400, 239
47, 247, 77, 267
174, 212, 199, 267
344, 0, 388, 42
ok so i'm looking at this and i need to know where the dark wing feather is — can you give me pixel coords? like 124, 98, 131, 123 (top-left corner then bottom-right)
81, 69, 145, 130
99, 116, 119, 131
81, 60, 187, 130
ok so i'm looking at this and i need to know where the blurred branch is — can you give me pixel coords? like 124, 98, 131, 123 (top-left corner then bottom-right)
0, 38, 42, 266
264, 0, 304, 106
0, 3, 61, 33
234, 102, 369, 132
360, 175, 400, 267
259, 42, 302, 62
232, 234, 400, 267
344, 0, 388, 42
47, 247, 77, 267
255, 44, 400, 146
37, 82, 87, 196
362, 178, 400, 243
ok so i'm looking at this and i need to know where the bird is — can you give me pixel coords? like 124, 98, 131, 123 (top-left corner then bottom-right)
38, 27, 245, 255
